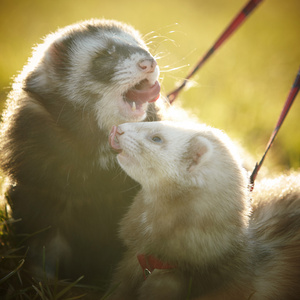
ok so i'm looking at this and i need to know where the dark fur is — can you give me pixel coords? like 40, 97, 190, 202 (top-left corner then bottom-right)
0, 19, 163, 284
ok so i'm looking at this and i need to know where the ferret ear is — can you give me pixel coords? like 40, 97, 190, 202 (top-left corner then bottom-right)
24, 39, 70, 94
186, 136, 210, 173
45, 39, 70, 69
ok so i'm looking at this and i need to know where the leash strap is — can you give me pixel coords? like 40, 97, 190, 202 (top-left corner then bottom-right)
249, 67, 300, 190
167, 0, 264, 103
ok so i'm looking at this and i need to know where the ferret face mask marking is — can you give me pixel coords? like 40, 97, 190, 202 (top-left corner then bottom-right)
90, 30, 161, 130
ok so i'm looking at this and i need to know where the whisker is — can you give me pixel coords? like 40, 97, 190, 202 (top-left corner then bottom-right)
142, 30, 156, 40
154, 52, 170, 61
143, 23, 180, 44
160, 64, 190, 73
121, 181, 141, 194
56, 102, 67, 124
161, 48, 197, 68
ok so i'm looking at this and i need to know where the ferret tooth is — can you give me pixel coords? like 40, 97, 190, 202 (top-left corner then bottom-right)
132, 101, 136, 111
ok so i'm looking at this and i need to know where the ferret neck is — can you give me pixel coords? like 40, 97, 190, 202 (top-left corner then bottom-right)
142, 182, 193, 203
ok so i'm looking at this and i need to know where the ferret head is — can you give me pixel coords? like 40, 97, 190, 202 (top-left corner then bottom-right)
22, 19, 161, 131
110, 121, 248, 194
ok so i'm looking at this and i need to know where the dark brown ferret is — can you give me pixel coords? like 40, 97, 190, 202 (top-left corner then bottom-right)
0, 19, 187, 283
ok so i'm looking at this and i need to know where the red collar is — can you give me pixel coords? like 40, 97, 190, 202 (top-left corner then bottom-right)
137, 254, 176, 280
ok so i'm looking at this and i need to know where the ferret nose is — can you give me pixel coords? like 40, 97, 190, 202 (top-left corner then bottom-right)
138, 58, 157, 73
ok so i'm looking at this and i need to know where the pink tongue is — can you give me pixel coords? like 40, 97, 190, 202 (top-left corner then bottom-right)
125, 80, 161, 103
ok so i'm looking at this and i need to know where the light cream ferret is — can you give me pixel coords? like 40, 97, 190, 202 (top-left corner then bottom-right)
108, 121, 300, 300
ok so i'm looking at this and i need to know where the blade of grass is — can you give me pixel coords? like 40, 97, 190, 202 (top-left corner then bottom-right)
18, 226, 51, 247
0, 258, 24, 284
41, 246, 53, 297
39, 281, 47, 300
53, 276, 84, 300
100, 282, 121, 300
32, 284, 47, 300
186, 276, 193, 300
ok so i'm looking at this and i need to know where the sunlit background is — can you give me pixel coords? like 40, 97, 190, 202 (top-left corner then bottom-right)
0, 0, 299, 172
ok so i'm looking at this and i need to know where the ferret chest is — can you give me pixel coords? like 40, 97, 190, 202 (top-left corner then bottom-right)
126, 193, 196, 246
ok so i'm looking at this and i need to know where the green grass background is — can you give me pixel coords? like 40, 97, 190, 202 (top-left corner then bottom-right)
0, 0, 299, 172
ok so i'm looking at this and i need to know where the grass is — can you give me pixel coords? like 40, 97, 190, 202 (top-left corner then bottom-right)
0, 199, 108, 300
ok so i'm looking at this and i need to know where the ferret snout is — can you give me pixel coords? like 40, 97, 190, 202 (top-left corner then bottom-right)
138, 58, 157, 73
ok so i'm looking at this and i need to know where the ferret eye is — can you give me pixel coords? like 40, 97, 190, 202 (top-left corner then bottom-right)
106, 45, 116, 55
151, 135, 163, 143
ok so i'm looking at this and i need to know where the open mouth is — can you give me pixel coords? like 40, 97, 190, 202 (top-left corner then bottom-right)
123, 79, 161, 112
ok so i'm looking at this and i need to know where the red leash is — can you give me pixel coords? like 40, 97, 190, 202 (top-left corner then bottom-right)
249, 67, 300, 190
167, 0, 264, 103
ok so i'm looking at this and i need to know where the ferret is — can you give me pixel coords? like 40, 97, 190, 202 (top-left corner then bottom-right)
0, 19, 187, 283
108, 121, 300, 300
